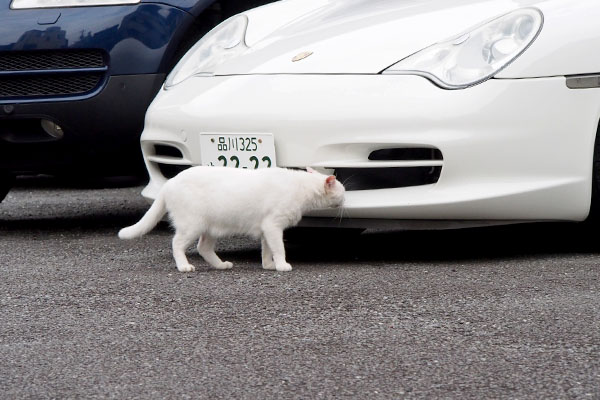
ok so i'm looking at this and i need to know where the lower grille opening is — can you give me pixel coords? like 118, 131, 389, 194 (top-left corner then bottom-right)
154, 144, 183, 159
335, 167, 441, 191
369, 147, 443, 161
157, 163, 190, 179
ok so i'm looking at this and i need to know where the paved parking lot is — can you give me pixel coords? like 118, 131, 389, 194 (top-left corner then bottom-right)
1, 177, 599, 399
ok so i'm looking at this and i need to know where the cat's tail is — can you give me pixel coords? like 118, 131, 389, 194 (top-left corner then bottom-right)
118, 192, 167, 240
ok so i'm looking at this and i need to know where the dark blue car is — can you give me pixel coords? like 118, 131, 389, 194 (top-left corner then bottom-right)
0, 0, 273, 201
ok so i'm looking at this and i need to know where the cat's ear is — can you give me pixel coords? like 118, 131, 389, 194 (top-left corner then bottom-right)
325, 175, 336, 190
306, 167, 317, 174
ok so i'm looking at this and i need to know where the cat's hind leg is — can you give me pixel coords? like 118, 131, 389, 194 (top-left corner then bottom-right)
261, 223, 292, 272
261, 236, 275, 270
197, 235, 233, 270
172, 230, 198, 272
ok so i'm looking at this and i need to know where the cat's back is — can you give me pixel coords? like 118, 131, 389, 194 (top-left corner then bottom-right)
167, 166, 304, 193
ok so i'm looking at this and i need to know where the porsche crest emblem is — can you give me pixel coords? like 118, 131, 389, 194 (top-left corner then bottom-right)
292, 51, 313, 62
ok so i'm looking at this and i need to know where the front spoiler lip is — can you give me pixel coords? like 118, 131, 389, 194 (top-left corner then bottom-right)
297, 217, 541, 230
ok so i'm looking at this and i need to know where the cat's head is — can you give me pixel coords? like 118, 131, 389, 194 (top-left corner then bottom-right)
323, 175, 345, 208
307, 167, 345, 208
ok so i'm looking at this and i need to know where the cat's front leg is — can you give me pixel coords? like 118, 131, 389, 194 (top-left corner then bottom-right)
262, 223, 292, 272
261, 236, 275, 270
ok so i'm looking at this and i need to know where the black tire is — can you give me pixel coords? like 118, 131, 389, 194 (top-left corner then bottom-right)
0, 173, 14, 203
588, 122, 600, 221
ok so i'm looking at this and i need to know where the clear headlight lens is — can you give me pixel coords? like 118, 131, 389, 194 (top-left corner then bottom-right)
11, 0, 140, 8
164, 15, 249, 89
383, 8, 544, 89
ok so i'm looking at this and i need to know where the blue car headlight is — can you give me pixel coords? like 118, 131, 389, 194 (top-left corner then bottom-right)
383, 8, 544, 89
11, 0, 140, 8
164, 15, 249, 89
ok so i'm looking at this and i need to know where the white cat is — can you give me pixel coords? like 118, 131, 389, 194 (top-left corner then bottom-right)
119, 166, 345, 272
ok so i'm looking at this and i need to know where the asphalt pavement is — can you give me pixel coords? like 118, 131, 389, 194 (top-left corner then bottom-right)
1, 177, 599, 399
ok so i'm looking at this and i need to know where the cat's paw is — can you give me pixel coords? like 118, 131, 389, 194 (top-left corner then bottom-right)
177, 263, 196, 273
215, 261, 233, 270
262, 261, 276, 270
275, 262, 293, 272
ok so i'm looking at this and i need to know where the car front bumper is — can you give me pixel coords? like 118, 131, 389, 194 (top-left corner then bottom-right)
0, 73, 165, 175
140, 74, 600, 224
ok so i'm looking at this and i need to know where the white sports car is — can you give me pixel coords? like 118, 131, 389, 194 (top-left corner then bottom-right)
138, 0, 600, 229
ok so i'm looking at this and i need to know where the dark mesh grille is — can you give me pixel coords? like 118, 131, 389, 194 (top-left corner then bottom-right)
0, 73, 103, 98
0, 50, 105, 71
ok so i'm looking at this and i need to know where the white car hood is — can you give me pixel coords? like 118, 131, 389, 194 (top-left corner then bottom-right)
215, 0, 547, 75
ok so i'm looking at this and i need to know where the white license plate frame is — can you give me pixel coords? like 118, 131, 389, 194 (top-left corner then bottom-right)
199, 133, 277, 169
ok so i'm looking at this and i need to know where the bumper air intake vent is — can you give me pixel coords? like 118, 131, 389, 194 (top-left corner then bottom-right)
0, 49, 105, 71
0, 50, 108, 101
368, 147, 443, 161
335, 166, 441, 191
313, 147, 444, 191
0, 73, 103, 98
154, 144, 184, 159
144, 143, 192, 179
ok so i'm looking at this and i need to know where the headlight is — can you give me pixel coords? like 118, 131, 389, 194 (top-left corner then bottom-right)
11, 0, 140, 8
164, 15, 249, 89
383, 8, 543, 89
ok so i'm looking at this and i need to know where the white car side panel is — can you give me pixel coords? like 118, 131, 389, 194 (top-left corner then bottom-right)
141, 75, 600, 221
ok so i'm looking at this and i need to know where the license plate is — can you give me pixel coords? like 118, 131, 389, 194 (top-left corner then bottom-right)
199, 133, 276, 169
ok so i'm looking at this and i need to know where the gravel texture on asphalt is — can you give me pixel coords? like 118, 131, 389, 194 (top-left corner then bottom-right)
1, 178, 599, 399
